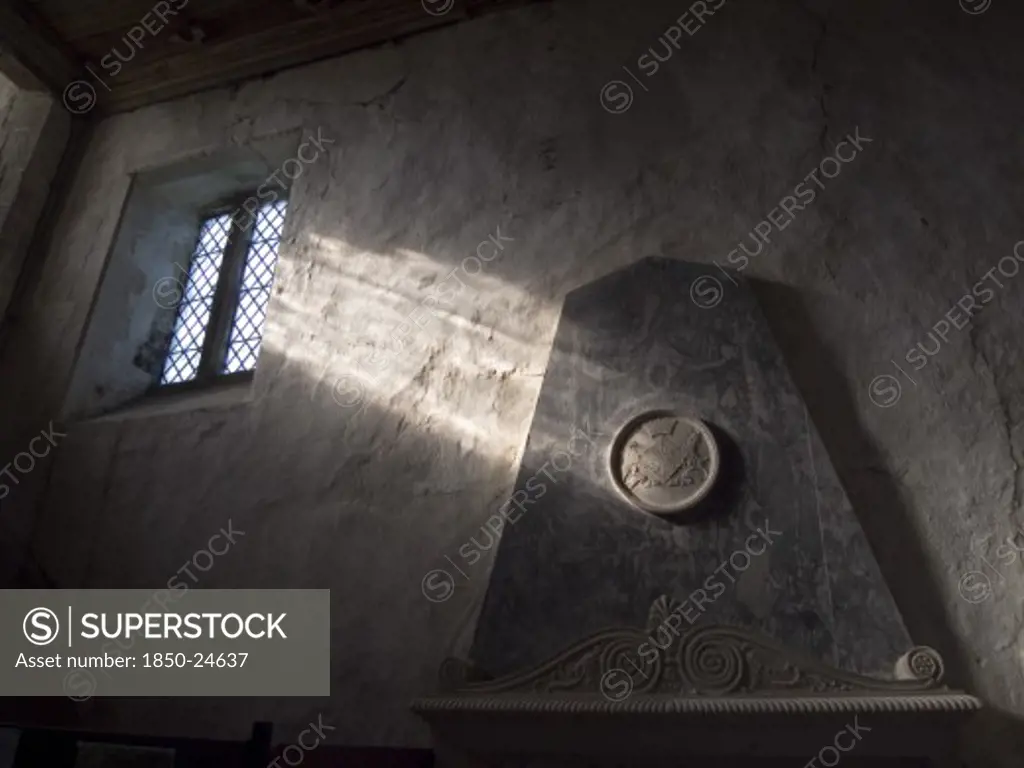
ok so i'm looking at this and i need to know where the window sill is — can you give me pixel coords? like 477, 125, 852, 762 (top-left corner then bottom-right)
79, 373, 255, 424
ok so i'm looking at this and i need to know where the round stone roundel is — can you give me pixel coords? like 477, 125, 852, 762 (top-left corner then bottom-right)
609, 411, 720, 515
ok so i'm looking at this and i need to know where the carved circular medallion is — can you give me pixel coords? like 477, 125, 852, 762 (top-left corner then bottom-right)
609, 411, 719, 515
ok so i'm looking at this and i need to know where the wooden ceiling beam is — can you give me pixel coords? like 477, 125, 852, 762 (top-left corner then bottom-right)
93, 0, 535, 113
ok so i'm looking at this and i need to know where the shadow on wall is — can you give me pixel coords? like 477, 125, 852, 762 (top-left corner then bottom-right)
5, 336, 532, 745
756, 280, 976, 684
756, 279, 1024, 762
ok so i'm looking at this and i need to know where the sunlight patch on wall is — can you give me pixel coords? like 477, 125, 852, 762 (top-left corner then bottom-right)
253, 231, 557, 463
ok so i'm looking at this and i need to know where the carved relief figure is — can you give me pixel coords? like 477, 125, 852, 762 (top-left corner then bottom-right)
618, 415, 715, 512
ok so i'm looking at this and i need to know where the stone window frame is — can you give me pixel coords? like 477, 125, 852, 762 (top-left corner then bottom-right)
61, 131, 302, 423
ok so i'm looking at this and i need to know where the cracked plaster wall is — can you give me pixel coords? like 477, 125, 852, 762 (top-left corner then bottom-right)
2, 0, 1024, 764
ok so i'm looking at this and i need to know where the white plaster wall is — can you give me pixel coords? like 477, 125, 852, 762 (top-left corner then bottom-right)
4, 0, 1024, 763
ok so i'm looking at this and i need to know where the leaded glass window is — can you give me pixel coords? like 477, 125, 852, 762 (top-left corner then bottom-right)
223, 201, 286, 374
159, 198, 287, 387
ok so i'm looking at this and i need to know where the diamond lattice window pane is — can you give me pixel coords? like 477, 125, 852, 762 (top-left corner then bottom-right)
223, 340, 263, 375
198, 215, 231, 252
221, 202, 286, 374
160, 349, 202, 386
241, 240, 279, 291
160, 214, 232, 385
183, 253, 223, 302
252, 200, 286, 242
227, 290, 270, 344
167, 297, 214, 354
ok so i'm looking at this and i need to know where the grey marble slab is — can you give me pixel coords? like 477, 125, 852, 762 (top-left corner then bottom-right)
470, 257, 911, 678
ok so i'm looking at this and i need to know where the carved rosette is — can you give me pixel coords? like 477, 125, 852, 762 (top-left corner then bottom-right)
895, 646, 944, 685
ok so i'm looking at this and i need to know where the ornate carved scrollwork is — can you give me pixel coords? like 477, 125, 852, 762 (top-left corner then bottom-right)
438, 628, 656, 695
442, 595, 952, 699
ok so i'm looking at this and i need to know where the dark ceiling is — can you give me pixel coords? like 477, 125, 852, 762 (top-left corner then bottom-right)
1, 0, 531, 113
